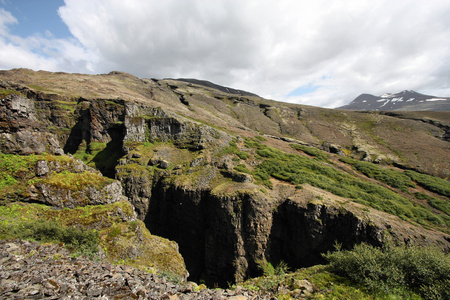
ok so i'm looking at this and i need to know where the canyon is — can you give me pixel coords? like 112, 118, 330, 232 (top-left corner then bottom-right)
0, 69, 449, 292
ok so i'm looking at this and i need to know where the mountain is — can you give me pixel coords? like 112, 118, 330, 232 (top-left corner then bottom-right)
338, 90, 450, 111
171, 78, 259, 97
0, 69, 449, 298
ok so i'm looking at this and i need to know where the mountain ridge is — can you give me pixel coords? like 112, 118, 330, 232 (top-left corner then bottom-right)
338, 90, 450, 111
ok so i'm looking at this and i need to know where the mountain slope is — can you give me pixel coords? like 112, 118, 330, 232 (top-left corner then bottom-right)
339, 90, 450, 111
0, 69, 449, 293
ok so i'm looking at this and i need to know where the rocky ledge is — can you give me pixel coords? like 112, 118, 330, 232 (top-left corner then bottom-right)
0, 240, 274, 300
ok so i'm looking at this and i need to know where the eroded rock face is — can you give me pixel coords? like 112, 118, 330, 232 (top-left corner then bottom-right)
35, 180, 124, 208
0, 93, 63, 155
146, 180, 450, 286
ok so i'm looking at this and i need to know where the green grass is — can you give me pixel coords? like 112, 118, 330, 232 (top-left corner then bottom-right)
415, 192, 450, 215
0, 200, 187, 276
223, 140, 238, 155
340, 157, 415, 192
73, 140, 124, 177
0, 89, 23, 99
34, 170, 113, 191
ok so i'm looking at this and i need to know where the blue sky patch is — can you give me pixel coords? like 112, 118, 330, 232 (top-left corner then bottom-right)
288, 83, 321, 97
1, 0, 71, 38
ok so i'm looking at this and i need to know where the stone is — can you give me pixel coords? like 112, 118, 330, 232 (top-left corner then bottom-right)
228, 296, 248, 300
132, 153, 142, 158
36, 160, 49, 176
291, 279, 313, 293
159, 159, 170, 169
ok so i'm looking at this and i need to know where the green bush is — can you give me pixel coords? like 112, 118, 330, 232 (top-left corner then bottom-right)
324, 242, 450, 299
254, 135, 267, 141
235, 151, 250, 160
244, 138, 261, 149
258, 259, 289, 276
405, 170, 450, 197
223, 140, 238, 154
234, 164, 251, 174
290, 144, 329, 161
428, 198, 450, 215
256, 146, 282, 159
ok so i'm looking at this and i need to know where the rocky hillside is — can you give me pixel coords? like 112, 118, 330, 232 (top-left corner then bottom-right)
0, 68, 449, 297
338, 90, 450, 111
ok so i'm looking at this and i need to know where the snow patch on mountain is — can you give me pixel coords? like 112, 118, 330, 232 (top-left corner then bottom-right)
338, 90, 450, 111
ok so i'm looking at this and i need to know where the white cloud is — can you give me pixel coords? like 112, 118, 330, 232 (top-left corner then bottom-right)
2, 1, 450, 108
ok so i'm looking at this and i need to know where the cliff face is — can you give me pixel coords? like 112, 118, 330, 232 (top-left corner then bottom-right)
1, 69, 449, 287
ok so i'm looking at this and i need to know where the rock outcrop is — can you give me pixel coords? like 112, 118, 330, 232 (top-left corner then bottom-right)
0, 92, 63, 155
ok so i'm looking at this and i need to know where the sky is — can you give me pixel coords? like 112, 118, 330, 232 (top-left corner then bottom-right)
1, 0, 450, 108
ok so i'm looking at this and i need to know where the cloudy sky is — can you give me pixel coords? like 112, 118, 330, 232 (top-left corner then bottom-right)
1, 0, 450, 108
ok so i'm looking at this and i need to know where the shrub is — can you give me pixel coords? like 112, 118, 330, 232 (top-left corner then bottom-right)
324, 242, 450, 299
244, 138, 261, 149
290, 144, 329, 161
234, 164, 251, 174
405, 170, 450, 197
236, 151, 250, 160
5, 220, 99, 258
258, 259, 289, 276
223, 140, 238, 154
340, 157, 415, 192
256, 146, 282, 159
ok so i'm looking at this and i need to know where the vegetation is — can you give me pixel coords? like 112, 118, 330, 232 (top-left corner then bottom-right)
324, 242, 450, 299
242, 264, 401, 299
234, 164, 251, 174
235, 151, 250, 160
0, 218, 99, 258
0, 89, 23, 99
0, 201, 187, 277
243, 139, 447, 231
223, 140, 238, 154
290, 144, 330, 161
415, 192, 450, 215
340, 157, 415, 192
35, 170, 112, 191
73, 140, 124, 176
258, 259, 289, 276
405, 170, 450, 197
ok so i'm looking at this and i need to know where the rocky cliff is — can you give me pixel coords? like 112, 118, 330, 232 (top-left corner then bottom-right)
0, 69, 449, 290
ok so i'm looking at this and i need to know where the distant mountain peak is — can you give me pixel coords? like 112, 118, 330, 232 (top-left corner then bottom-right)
338, 90, 450, 111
